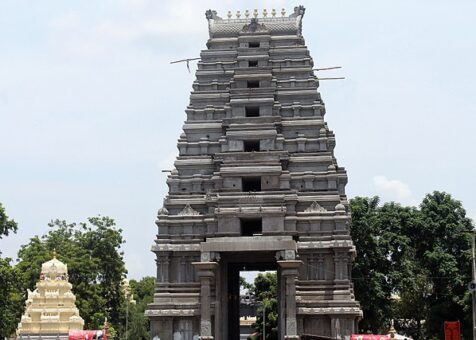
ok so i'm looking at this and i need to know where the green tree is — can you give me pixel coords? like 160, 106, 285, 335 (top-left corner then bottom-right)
350, 196, 390, 333
394, 268, 432, 339
251, 272, 278, 340
15, 216, 128, 334
130, 276, 155, 309
350, 192, 474, 339
0, 203, 21, 338
0, 203, 17, 240
240, 276, 253, 294
350, 197, 418, 333
123, 304, 149, 340
0, 257, 22, 338
124, 276, 155, 340
415, 192, 473, 339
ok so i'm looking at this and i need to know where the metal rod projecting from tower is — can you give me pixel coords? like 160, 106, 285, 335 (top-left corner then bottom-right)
313, 66, 342, 71
170, 60, 345, 80
313, 66, 345, 80
170, 57, 201, 73
317, 77, 346, 80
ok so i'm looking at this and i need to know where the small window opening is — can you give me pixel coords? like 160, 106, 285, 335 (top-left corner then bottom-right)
248, 60, 258, 67
242, 177, 261, 192
241, 218, 262, 236
247, 80, 260, 88
245, 106, 260, 117
244, 140, 260, 152
249, 42, 260, 48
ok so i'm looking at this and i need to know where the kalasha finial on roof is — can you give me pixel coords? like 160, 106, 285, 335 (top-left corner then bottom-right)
41, 252, 68, 277
205, 6, 307, 38
206, 6, 305, 21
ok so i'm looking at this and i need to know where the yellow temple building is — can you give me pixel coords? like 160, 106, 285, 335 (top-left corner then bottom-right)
16, 253, 84, 338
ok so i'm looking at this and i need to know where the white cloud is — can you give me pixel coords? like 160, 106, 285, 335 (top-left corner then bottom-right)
48, 11, 81, 30
0, 90, 7, 105
373, 175, 418, 206
46, 0, 296, 54
45, 0, 209, 60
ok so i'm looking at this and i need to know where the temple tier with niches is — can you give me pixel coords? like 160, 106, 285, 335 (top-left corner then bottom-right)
16, 254, 84, 339
146, 6, 362, 340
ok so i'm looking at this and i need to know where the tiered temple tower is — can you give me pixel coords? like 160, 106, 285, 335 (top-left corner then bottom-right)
146, 6, 362, 339
17, 254, 84, 339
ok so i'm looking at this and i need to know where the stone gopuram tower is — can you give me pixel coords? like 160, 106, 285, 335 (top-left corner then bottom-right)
146, 6, 362, 340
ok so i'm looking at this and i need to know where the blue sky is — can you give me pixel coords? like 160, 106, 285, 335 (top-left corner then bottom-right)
1, 0, 475, 279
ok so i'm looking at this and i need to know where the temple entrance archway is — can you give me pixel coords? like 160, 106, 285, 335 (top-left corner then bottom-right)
193, 236, 301, 340
224, 252, 279, 340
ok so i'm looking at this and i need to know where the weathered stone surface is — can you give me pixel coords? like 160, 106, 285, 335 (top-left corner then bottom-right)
201, 236, 296, 252
146, 6, 362, 339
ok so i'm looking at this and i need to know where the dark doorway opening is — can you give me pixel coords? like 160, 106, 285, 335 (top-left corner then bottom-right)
247, 80, 260, 88
249, 42, 260, 48
226, 256, 278, 340
245, 106, 260, 117
244, 140, 260, 152
241, 218, 262, 236
249, 60, 258, 67
242, 177, 261, 192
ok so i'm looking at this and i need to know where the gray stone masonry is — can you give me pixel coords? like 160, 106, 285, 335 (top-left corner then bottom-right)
146, 5, 362, 340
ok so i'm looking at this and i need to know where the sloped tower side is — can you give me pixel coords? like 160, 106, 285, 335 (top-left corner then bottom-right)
146, 6, 362, 339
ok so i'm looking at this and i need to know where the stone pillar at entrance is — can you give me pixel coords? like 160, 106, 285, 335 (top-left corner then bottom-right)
193, 253, 219, 340
278, 257, 302, 340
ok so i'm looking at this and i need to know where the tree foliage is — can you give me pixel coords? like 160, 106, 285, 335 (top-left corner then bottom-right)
0, 202, 17, 240
350, 192, 473, 339
123, 276, 155, 340
350, 197, 419, 333
15, 217, 128, 333
0, 203, 21, 338
2, 191, 472, 339
251, 272, 278, 340
0, 257, 22, 338
240, 276, 253, 293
